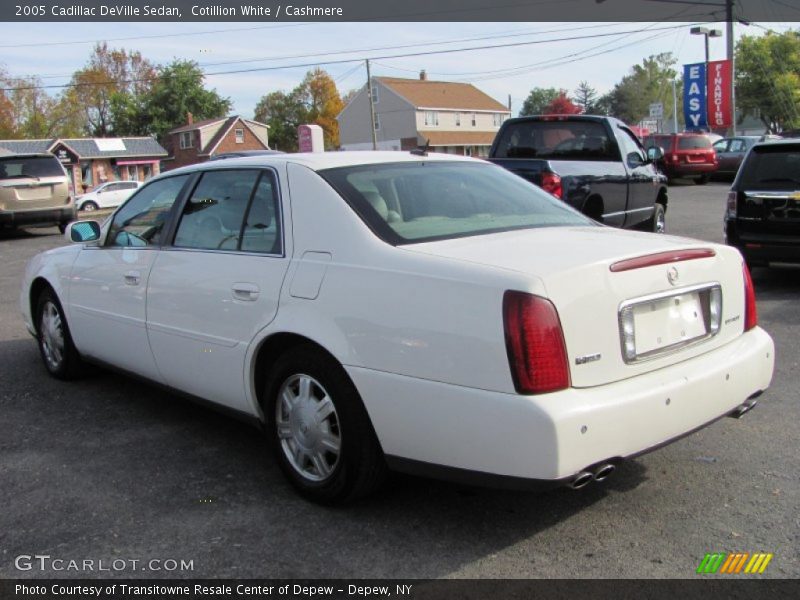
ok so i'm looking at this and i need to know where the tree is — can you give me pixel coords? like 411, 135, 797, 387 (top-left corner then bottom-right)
341, 88, 359, 106
545, 91, 582, 115
64, 43, 156, 136
573, 81, 599, 114
605, 53, 679, 125
736, 30, 800, 133
519, 87, 560, 116
111, 60, 231, 141
254, 68, 344, 151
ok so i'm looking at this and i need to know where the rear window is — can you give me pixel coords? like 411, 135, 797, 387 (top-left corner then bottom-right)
0, 156, 65, 180
319, 161, 593, 245
677, 136, 712, 150
493, 119, 618, 161
643, 135, 673, 150
739, 145, 800, 188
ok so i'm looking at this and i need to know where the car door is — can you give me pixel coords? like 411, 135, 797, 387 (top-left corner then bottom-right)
725, 138, 749, 174
616, 125, 654, 228
67, 174, 192, 381
93, 183, 117, 208
146, 168, 290, 414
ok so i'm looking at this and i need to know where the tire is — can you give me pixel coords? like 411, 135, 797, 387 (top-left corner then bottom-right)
264, 344, 386, 503
35, 288, 84, 380
57, 222, 69, 234
81, 201, 99, 212
644, 203, 666, 234
695, 174, 709, 185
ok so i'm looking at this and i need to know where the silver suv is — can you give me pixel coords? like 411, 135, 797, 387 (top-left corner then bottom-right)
0, 152, 75, 232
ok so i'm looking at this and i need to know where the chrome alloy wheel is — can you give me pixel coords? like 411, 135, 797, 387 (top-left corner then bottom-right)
655, 209, 666, 233
275, 374, 341, 482
40, 301, 65, 370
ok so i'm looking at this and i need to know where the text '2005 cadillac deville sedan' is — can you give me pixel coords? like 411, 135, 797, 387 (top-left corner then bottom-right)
20, 151, 774, 503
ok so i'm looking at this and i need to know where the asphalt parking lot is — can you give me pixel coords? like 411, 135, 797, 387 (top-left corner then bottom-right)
1, 181, 798, 579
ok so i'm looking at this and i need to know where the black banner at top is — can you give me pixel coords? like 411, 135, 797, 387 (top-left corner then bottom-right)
3, 0, 800, 23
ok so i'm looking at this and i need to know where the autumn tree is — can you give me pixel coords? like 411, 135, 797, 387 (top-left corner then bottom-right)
64, 43, 156, 136
545, 91, 582, 115
736, 30, 800, 133
519, 87, 560, 116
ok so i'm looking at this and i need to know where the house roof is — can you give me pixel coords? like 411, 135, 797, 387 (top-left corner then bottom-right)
377, 77, 510, 112
169, 117, 229, 133
0, 137, 167, 158
420, 131, 498, 147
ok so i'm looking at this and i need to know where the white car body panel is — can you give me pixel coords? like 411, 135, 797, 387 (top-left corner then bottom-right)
77, 181, 141, 210
20, 151, 776, 487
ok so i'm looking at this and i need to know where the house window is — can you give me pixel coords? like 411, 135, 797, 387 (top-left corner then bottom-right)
493, 114, 504, 127
371, 85, 379, 104
179, 131, 193, 149
471, 113, 477, 126
424, 111, 439, 126
455, 113, 461, 127
374, 113, 381, 131
127, 165, 139, 181
235, 128, 245, 144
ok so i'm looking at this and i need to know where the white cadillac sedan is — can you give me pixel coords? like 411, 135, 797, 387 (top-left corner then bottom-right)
20, 152, 774, 503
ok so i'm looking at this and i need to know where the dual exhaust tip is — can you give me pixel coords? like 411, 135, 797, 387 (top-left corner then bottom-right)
569, 462, 616, 490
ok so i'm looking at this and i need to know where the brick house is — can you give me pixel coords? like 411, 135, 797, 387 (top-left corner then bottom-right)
164, 114, 270, 170
0, 137, 167, 193
337, 71, 511, 157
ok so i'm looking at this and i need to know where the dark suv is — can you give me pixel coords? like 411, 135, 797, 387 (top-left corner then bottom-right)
725, 139, 800, 266
644, 133, 718, 184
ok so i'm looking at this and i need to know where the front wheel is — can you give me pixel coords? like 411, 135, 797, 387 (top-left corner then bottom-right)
264, 345, 386, 504
695, 174, 710, 185
36, 289, 84, 379
645, 203, 667, 233
81, 200, 99, 212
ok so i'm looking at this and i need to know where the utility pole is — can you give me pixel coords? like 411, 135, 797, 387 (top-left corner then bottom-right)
672, 79, 679, 133
727, 0, 737, 136
365, 59, 378, 150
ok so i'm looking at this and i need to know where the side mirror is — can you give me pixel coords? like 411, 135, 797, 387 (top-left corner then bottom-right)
65, 220, 101, 243
647, 146, 664, 161
627, 152, 645, 168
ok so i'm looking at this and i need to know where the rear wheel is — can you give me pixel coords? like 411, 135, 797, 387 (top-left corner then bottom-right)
264, 345, 386, 503
695, 174, 709, 185
36, 288, 84, 379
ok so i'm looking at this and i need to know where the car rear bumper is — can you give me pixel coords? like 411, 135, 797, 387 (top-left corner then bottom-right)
0, 207, 76, 227
725, 219, 800, 263
662, 163, 717, 178
348, 327, 774, 484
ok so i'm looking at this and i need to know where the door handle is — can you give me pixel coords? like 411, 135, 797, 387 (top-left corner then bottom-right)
124, 270, 141, 286
232, 283, 260, 301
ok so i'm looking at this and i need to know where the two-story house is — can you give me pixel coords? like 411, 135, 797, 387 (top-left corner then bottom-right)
164, 114, 270, 170
337, 71, 511, 157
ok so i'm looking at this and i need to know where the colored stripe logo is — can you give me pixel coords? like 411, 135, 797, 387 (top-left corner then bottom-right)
697, 552, 773, 574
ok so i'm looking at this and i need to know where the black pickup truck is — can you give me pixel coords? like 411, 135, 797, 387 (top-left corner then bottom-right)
488, 115, 669, 232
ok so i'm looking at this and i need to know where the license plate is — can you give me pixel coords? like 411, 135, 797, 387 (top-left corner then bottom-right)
633, 291, 707, 355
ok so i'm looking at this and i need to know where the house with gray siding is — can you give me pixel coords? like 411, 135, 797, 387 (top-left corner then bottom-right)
337, 71, 511, 157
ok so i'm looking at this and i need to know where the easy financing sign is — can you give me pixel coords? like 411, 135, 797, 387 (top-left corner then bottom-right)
683, 60, 733, 130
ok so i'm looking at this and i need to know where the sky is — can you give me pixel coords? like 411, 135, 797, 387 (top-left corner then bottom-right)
0, 20, 797, 119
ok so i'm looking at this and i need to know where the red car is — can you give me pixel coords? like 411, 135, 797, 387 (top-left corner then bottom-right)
644, 133, 718, 184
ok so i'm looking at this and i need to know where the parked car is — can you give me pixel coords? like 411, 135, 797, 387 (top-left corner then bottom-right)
76, 180, 142, 212
713, 136, 783, 179
489, 115, 669, 232
21, 152, 774, 503
725, 139, 800, 267
644, 133, 718, 184
0, 151, 75, 232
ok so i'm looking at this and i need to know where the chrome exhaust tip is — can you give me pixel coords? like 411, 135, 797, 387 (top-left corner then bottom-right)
729, 396, 759, 419
593, 463, 616, 482
569, 471, 594, 490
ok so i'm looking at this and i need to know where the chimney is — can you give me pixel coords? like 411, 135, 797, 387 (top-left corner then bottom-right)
419, 70, 427, 81
186, 112, 193, 125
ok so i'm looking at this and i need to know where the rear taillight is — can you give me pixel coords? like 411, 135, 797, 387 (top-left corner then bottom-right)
670, 153, 680, 163
503, 291, 570, 394
540, 171, 562, 199
743, 262, 758, 331
726, 191, 738, 218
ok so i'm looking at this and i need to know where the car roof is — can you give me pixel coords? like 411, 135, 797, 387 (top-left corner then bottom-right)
162, 151, 482, 178
751, 138, 800, 149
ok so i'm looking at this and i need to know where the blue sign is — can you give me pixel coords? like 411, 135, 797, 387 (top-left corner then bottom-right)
683, 62, 707, 130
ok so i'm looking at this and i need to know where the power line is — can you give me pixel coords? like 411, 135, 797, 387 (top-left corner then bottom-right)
0, 22, 710, 93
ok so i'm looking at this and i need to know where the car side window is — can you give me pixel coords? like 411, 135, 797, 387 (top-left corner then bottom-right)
729, 139, 746, 153
173, 170, 260, 251
618, 127, 646, 164
107, 175, 190, 248
240, 173, 282, 254
713, 140, 729, 153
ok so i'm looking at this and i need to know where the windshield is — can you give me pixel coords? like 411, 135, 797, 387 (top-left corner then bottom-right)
739, 145, 800, 188
492, 119, 618, 161
0, 156, 65, 179
319, 161, 593, 245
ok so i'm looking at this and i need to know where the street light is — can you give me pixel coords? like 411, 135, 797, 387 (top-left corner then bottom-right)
690, 26, 723, 65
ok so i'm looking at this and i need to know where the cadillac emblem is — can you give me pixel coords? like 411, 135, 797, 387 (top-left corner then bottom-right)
667, 266, 679, 286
